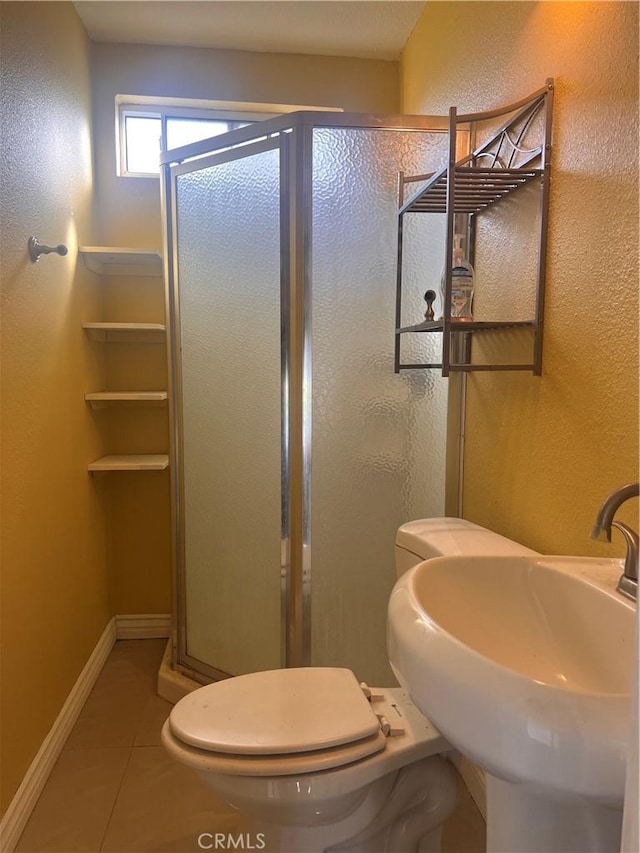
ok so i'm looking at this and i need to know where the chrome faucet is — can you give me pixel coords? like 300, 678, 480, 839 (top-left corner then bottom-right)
591, 482, 639, 601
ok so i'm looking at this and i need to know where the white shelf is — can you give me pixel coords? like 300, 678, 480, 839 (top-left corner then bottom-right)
83, 322, 166, 342
79, 247, 162, 277
88, 454, 169, 472
85, 391, 167, 404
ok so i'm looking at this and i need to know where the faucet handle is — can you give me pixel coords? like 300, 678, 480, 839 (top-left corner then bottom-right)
611, 520, 639, 600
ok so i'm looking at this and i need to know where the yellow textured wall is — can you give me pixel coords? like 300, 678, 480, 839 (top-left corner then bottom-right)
402, 2, 639, 554
89, 40, 400, 613
0, 2, 110, 815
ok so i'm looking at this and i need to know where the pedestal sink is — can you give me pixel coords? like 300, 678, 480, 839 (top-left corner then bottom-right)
387, 555, 636, 853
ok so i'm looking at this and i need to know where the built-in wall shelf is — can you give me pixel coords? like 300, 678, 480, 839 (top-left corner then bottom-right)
82, 245, 169, 472
85, 391, 167, 407
88, 454, 169, 473
83, 322, 166, 342
79, 247, 162, 277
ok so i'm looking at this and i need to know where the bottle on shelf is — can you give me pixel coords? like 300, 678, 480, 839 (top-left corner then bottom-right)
439, 234, 475, 321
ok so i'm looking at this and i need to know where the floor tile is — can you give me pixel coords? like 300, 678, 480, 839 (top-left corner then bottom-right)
16, 748, 130, 853
64, 644, 158, 750
126, 811, 245, 853
134, 693, 174, 747
442, 774, 486, 853
109, 639, 167, 670
64, 687, 150, 750
100, 746, 243, 853
94, 644, 162, 692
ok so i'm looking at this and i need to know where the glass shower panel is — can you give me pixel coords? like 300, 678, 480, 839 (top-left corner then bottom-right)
310, 128, 449, 685
175, 145, 282, 676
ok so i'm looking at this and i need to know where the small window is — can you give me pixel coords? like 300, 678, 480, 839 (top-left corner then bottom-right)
123, 113, 162, 175
119, 108, 254, 177
116, 96, 343, 178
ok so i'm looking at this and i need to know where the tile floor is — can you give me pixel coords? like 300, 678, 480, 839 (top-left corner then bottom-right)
17, 640, 486, 853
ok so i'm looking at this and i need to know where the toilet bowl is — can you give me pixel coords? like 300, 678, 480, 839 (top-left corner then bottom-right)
162, 670, 457, 851
163, 518, 536, 852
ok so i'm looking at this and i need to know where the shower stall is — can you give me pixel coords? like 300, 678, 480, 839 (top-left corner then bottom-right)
160, 111, 458, 687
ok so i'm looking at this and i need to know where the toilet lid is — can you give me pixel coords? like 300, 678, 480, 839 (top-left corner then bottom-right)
169, 667, 382, 755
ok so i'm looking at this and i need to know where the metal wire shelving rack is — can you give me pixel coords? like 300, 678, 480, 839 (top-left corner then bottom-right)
395, 79, 554, 375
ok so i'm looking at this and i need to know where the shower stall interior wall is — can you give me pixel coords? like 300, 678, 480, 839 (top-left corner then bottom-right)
161, 112, 453, 686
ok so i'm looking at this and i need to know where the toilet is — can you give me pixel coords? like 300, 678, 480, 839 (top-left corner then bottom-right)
162, 518, 535, 852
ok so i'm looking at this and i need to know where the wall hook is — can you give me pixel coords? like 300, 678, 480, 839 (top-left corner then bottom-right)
28, 237, 68, 263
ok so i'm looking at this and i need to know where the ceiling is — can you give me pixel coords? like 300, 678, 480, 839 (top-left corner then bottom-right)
73, 1, 426, 61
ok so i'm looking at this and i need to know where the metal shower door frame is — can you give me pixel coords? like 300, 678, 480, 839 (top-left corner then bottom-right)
161, 134, 293, 682
160, 112, 455, 683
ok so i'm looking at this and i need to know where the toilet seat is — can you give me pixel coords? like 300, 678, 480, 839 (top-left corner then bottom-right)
163, 722, 388, 776
168, 667, 393, 775
164, 682, 448, 783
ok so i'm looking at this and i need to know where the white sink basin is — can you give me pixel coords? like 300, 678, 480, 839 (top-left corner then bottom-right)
388, 554, 636, 852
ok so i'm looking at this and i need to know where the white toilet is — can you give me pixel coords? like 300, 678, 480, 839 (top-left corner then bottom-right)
162, 518, 535, 852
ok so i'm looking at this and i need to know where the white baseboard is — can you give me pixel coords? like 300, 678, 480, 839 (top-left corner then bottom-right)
0, 618, 117, 852
115, 613, 171, 639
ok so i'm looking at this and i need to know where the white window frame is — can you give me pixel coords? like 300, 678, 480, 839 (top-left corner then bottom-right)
116, 95, 343, 178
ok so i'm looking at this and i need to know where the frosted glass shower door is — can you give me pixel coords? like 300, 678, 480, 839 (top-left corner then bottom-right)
310, 128, 450, 686
173, 141, 283, 677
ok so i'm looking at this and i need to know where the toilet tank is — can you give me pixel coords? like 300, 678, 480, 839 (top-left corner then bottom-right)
394, 517, 538, 577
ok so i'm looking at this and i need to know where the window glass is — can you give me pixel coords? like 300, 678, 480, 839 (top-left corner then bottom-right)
166, 118, 233, 151
125, 115, 162, 174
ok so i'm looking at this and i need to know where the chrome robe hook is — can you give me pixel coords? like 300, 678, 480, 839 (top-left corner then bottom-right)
28, 237, 68, 262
